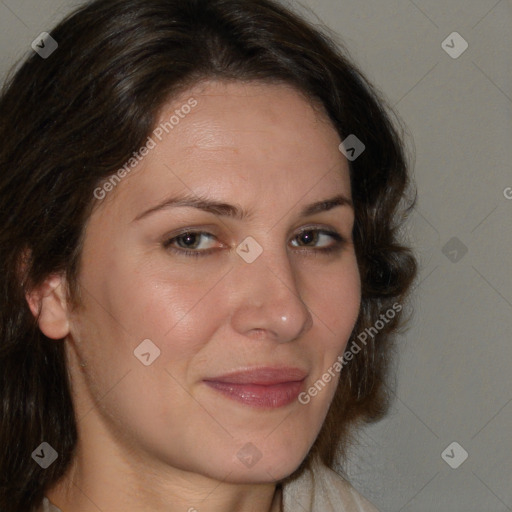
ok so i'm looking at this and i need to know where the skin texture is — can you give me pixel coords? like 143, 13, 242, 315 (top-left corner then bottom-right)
27, 80, 361, 512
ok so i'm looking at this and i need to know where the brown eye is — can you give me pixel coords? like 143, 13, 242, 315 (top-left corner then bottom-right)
291, 229, 343, 251
164, 231, 220, 257
175, 232, 202, 249
296, 230, 319, 246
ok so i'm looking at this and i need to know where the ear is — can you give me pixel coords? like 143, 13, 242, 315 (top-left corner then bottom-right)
26, 273, 70, 340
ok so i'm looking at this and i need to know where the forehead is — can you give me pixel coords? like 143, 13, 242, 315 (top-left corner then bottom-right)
94, 80, 350, 220
169, 80, 338, 155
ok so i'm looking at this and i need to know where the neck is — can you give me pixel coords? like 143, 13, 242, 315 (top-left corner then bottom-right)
46, 444, 282, 512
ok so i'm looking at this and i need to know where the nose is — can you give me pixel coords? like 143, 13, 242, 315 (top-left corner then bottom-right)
229, 244, 313, 343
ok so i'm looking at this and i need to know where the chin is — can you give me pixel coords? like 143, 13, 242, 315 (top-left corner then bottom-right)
218, 443, 310, 484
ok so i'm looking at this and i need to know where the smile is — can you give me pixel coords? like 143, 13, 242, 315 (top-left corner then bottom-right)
203, 367, 307, 408
203, 380, 305, 408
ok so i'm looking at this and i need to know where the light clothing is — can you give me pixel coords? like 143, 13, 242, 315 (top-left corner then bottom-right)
38, 459, 379, 512
282, 458, 380, 511
39, 497, 60, 512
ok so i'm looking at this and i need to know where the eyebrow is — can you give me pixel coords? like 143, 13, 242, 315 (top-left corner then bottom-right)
132, 192, 353, 223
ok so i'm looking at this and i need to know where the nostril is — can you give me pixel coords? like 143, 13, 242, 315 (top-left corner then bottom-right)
250, 328, 266, 338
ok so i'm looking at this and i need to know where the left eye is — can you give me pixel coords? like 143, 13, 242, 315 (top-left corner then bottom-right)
290, 229, 341, 249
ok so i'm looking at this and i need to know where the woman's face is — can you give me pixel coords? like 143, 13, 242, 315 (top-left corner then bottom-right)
65, 80, 361, 485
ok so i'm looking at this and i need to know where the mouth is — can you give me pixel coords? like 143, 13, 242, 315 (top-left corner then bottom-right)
203, 367, 307, 409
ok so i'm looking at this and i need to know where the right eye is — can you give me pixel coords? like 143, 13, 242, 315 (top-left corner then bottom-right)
163, 231, 222, 257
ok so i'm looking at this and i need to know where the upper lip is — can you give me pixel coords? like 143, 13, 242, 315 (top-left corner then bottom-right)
204, 367, 308, 385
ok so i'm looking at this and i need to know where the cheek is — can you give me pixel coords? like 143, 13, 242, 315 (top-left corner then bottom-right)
300, 253, 361, 408
71, 259, 225, 438
70, 255, 220, 413
86, 251, 218, 339
131, 268, 226, 355
308, 253, 361, 348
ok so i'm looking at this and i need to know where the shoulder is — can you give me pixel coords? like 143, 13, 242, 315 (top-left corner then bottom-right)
282, 458, 380, 512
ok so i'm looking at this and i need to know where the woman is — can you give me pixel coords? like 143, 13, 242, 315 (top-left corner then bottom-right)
0, 0, 416, 511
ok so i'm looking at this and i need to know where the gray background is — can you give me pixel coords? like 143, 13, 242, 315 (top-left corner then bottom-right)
1, 0, 511, 511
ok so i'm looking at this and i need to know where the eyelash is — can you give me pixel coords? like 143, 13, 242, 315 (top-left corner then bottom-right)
163, 228, 345, 258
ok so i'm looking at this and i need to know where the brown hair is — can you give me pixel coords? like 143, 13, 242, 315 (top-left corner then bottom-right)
0, 0, 416, 510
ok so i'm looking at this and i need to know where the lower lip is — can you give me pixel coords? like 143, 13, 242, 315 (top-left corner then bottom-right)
204, 380, 304, 408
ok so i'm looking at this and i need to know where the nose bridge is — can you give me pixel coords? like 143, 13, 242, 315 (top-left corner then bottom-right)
229, 236, 313, 341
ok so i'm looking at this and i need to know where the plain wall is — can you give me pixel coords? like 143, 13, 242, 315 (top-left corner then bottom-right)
1, 1, 511, 511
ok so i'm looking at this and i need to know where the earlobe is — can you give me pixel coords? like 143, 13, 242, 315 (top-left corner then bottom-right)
26, 274, 70, 340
